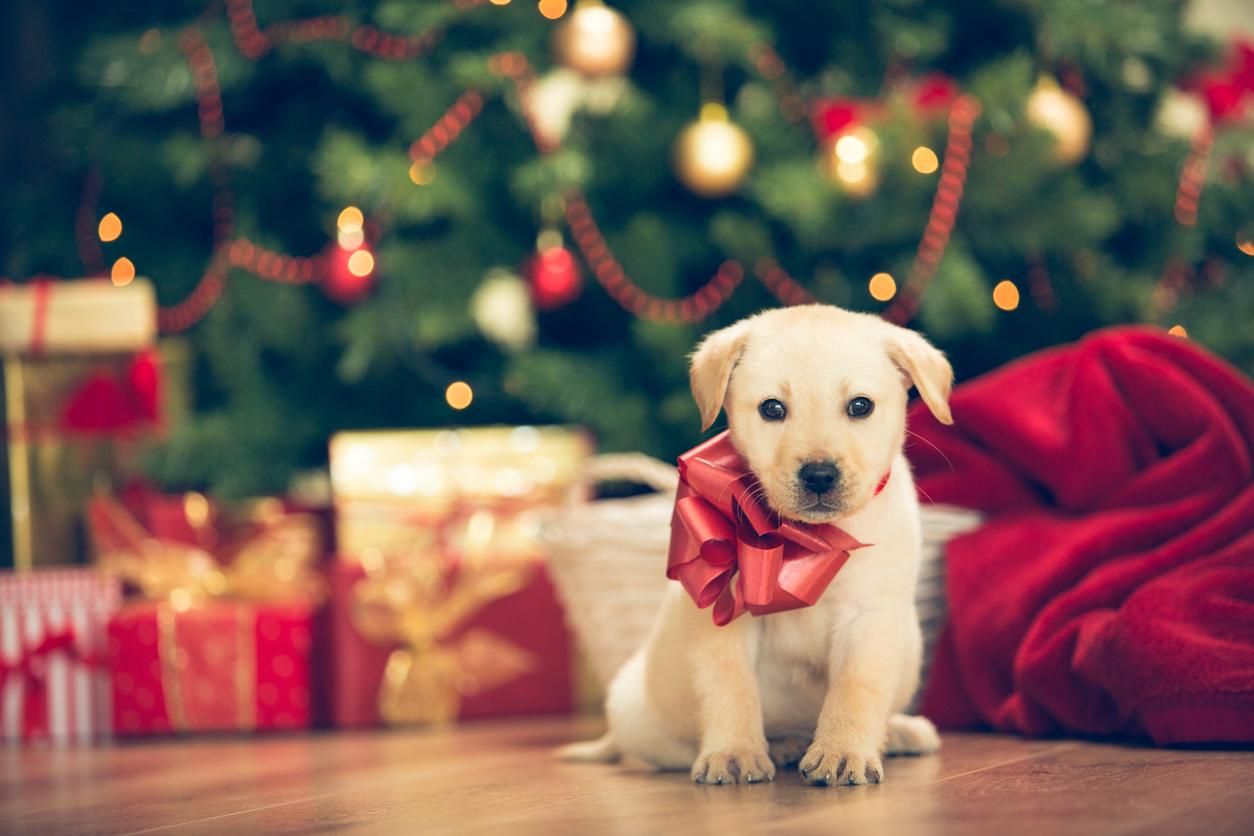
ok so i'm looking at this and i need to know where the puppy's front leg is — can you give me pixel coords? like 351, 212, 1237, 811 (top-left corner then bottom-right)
688, 617, 775, 785
800, 607, 904, 786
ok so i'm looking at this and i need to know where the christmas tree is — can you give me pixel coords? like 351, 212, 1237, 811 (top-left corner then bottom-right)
2, 0, 1251, 497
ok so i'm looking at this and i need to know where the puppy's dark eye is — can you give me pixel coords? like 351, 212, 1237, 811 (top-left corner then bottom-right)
847, 397, 874, 418
759, 399, 787, 421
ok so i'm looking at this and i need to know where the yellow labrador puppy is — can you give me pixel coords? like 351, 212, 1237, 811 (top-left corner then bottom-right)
565, 304, 951, 786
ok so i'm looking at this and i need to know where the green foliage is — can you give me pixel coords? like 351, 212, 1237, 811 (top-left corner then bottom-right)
3, 0, 1250, 497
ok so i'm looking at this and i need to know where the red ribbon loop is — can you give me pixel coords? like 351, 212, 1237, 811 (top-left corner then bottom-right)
666, 431, 870, 626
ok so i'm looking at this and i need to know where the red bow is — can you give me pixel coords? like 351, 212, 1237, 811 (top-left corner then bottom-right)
666, 432, 870, 626
1189, 39, 1253, 124
0, 631, 96, 740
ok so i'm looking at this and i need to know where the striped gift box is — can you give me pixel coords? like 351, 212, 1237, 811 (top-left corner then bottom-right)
0, 569, 121, 744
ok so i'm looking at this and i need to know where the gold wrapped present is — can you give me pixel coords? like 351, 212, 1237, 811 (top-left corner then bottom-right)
325, 425, 593, 727
329, 426, 591, 562
1, 279, 164, 570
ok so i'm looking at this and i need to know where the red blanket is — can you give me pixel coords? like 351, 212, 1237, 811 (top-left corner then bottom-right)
910, 327, 1254, 744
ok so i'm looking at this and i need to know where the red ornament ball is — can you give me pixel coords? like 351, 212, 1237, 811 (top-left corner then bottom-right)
526, 244, 582, 310
323, 242, 377, 304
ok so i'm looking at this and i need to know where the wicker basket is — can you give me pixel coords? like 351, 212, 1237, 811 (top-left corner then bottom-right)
542, 453, 982, 696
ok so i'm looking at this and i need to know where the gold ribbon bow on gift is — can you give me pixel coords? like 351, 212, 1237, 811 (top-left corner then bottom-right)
89, 491, 324, 607
350, 552, 539, 727
88, 490, 324, 733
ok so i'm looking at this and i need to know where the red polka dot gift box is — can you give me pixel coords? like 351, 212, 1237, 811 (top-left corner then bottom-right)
108, 600, 314, 735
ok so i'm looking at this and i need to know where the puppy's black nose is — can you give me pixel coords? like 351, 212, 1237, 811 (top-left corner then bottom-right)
798, 462, 839, 495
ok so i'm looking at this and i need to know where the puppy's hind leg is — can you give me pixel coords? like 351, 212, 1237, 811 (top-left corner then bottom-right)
556, 733, 621, 763
885, 713, 941, 756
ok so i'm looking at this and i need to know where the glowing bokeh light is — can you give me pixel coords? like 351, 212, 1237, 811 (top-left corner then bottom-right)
409, 160, 435, 185
98, 212, 123, 242
337, 206, 364, 233
868, 272, 897, 302
538, 0, 568, 20
911, 146, 939, 174
992, 280, 1020, 311
111, 257, 136, 286
347, 249, 375, 277
445, 381, 474, 410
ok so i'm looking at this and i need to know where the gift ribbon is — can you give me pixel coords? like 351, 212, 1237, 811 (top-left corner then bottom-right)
667, 431, 879, 626
350, 555, 538, 726
90, 490, 320, 733
30, 278, 51, 356
152, 600, 256, 733
89, 490, 324, 605
0, 631, 102, 740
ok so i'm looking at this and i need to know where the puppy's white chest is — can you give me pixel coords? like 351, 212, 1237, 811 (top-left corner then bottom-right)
752, 600, 860, 732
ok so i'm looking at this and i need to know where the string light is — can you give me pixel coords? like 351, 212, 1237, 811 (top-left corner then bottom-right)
1173, 125, 1212, 226
338, 227, 365, 250
884, 96, 981, 325
407, 90, 485, 163
754, 259, 816, 306
337, 206, 364, 233
834, 131, 871, 165
347, 250, 375, 277
538, 0, 568, 20
490, 0, 512, 5
911, 146, 939, 174
111, 257, 136, 286
409, 159, 436, 185
445, 381, 474, 409
98, 212, 123, 242
225, 0, 442, 62
1237, 229, 1254, 257
1168, 324, 1188, 338
868, 272, 897, 301
992, 279, 1020, 311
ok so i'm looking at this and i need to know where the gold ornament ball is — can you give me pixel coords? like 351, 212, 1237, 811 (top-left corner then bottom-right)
1026, 77, 1092, 165
819, 125, 880, 199
672, 104, 755, 198
553, 2, 636, 77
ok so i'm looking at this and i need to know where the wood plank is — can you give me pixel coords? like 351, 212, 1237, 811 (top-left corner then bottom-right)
776, 739, 1254, 836
2, 720, 1251, 836
124, 729, 1070, 835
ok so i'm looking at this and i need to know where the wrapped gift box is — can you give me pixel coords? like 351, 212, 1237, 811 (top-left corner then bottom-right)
87, 489, 325, 735
326, 557, 575, 727
0, 568, 122, 743
108, 600, 314, 735
1, 278, 161, 570
326, 426, 591, 727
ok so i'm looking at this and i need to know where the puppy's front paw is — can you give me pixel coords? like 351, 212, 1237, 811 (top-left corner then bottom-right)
798, 742, 883, 787
691, 748, 776, 785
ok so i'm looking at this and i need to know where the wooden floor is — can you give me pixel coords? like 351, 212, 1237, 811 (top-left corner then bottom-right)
4, 719, 1253, 835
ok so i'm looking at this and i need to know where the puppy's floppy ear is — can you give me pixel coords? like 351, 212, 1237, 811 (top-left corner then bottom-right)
689, 321, 750, 431
884, 325, 954, 425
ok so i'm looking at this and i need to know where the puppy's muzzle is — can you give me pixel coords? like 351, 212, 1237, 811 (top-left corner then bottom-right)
798, 461, 840, 496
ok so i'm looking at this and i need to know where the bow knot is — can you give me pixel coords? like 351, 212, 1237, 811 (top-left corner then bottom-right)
666, 431, 870, 626
0, 631, 101, 739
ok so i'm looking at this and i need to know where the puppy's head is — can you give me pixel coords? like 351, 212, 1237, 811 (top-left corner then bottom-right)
689, 305, 952, 523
